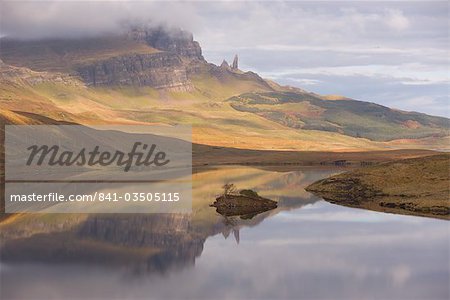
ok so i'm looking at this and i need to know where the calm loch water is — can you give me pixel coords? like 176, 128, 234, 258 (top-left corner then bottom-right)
1, 166, 449, 300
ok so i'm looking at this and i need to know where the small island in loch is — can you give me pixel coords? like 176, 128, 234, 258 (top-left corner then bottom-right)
211, 184, 278, 218
306, 154, 450, 220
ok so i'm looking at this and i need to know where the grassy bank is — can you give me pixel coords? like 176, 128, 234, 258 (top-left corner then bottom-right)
306, 154, 450, 220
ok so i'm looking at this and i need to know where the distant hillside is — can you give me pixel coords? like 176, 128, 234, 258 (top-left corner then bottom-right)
228, 92, 449, 141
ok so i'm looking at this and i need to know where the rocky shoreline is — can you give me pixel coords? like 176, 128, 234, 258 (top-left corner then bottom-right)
306, 154, 450, 220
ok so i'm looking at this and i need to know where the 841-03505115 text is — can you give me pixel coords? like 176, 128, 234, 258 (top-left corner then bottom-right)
9, 192, 181, 202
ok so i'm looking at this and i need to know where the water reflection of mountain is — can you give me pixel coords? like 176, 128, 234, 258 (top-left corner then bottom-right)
0, 167, 333, 274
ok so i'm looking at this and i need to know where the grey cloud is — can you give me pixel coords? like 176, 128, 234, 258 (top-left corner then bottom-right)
195, 1, 448, 50
0, 1, 200, 39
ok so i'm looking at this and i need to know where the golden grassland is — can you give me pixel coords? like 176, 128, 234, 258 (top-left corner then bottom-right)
306, 154, 450, 220
1, 77, 448, 152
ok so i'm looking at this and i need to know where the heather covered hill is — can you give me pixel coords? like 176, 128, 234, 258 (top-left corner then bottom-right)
228, 92, 449, 141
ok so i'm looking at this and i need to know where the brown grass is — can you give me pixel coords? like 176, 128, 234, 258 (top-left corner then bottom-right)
306, 154, 450, 219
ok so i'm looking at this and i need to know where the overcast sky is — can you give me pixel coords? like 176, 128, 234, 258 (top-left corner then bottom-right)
1, 1, 448, 117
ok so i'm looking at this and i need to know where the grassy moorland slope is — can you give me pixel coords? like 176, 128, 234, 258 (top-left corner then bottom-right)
306, 154, 450, 219
229, 92, 449, 142
1, 73, 448, 151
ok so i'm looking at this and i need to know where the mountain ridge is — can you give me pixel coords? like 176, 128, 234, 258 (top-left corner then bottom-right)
0, 27, 273, 92
228, 91, 449, 141
0, 26, 448, 151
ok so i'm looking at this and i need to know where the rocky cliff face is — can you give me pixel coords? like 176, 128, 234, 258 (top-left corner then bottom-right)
0, 27, 205, 90
0, 27, 273, 92
128, 27, 204, 62
76, 52, 193, 90
74, 27, 207, 90
75, 28, 271, 91
232, 54, 239, 70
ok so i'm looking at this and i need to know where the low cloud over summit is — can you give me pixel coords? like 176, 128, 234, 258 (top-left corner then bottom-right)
0, 1, 199, 39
